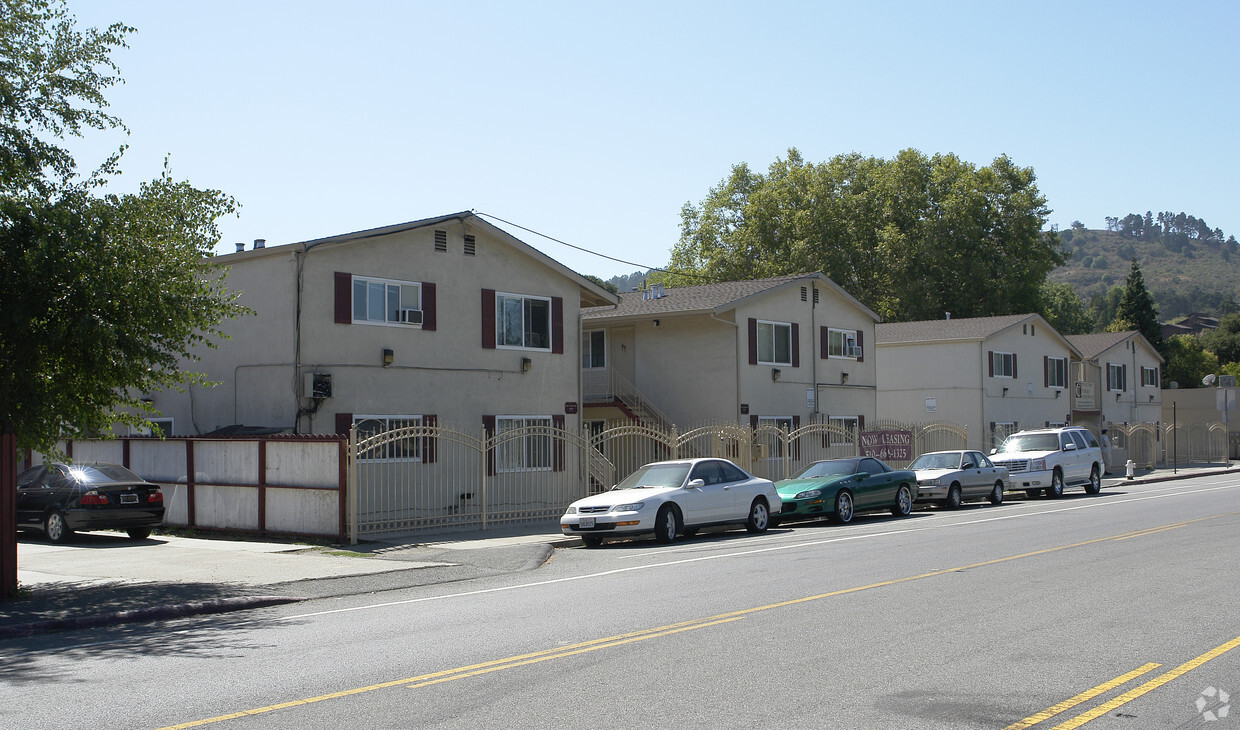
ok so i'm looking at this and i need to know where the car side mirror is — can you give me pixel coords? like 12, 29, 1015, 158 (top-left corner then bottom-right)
962, 462, 974, 470
1063, 443, 1077, 451
687, 479, 706, 489
990, 448, 998, 454
854, 472, 869, 480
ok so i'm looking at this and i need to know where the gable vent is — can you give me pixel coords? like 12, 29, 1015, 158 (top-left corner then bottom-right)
800, 286, 807, 302
434, 229, 447, 252
813, 288, 819, 304
464, 234, 476, 256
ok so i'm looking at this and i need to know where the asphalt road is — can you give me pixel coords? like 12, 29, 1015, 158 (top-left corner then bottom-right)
4, 473, 1240, 729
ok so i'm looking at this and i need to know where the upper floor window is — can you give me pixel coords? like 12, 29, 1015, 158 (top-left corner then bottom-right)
757, 321, 793, 365
583, 330, 606, 368
1107, 363, 1127, 391
1046, 356, 1067, 388
828, 328, 860, 359
353, 276, 422, 325
1141, 366, 1158, 387
497, 293, 551, 350
991, 351, 1015, 378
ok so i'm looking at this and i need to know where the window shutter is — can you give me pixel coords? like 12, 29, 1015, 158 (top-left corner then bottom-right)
748, 318, 758, 365
988, 351, 994, 377
1122, 364, 1128, 391
552, 296, 564, 354
791, 323, 800, 367
483, 415, 496, 476
792, 415, 801, 459
552, 414, 565, 471
855, 330, 864, 362
1012, 353, 1018, 378
820, 326, 829, 359
334, 272, 352, 324
423, 414, 438, 464
422, 282, 437, 331
1044, 356, 1049, 387
481, 289, 496, 349
823, 414, 832, 448
335, 412, 353, 436
749, 414, 758, 430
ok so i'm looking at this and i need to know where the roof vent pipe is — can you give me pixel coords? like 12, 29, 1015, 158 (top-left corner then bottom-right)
235, 242, 245, 253
253, 239, 266, 249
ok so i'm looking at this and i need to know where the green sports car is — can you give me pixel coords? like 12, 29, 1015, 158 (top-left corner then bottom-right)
774, 456, 918, 524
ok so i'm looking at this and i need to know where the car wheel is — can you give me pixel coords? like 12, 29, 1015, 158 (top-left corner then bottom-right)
989, 482, 1004, 505
745, 498, 770, 533
653, 505, 679, 544
833, 490, 855, 524
1047, 469, 1064, 498
126, 527, 152, 540
1084, 465, 1102, 495
891, 485, 913, 517
1025, 489, 1041, 500
581, 535, 603, 548
945, 484, 962, 510
44, 510, 72, 544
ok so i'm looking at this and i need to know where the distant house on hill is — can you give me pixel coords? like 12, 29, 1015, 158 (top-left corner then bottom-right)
1161, 312, 1219, 340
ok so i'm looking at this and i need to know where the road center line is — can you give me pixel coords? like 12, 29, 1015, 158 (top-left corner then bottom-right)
1003, 663, 1162, 729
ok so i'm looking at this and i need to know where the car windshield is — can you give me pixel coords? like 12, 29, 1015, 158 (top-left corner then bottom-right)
65, 464, 144, 484
998, 434, 1060, 453
910, 453, 962, 470
793, 460, 858, 479
613, 463, 690, 490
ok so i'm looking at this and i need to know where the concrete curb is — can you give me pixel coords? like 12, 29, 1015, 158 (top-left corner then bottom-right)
0, 594, 306, 640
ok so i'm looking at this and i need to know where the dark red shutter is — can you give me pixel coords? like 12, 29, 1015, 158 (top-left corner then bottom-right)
792, 415, 801, 459
334, 272, 352, 324
483, 415, 496, 475
858, 414, 865, 431
749, 414, 759, 430
791, 323, 800, 367
1122, 364, 1128, 391
482, 289, 496, 349
1012, 353, 1018, 378
855, 330, 864, 362
335, 412, 353, 436
552, 414, 565, 471
1043, 356, 1049, 387
988, 351, 994, 377
552, 296, 564, 354
423, 414, 438, 464
748, 318, 758, 365
422, 282, 437, 331
820, 326, 829, 359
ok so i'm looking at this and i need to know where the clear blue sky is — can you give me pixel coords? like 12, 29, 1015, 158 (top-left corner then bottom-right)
73, 0, 1240, 280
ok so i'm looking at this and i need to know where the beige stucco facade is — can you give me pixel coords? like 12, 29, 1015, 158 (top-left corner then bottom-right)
877, 315, 1081, 451
582, 274, 878, 430
1067, 332, 1164, 434
144, 213, 616, 436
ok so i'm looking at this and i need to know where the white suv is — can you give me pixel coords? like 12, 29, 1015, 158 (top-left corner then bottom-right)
990, 426, 1104, 499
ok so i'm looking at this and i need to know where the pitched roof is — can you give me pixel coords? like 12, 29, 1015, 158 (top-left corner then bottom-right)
876, 314, 1038, 344
582, 272, 878, 321
1064, 331, 1133, 358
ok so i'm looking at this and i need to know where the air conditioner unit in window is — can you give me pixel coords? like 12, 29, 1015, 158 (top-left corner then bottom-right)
303, 372, 332, 399
398, 308, 423, 325
845, 345, 862, 358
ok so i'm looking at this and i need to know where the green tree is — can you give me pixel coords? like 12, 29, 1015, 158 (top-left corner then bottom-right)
1162, 335, 1219, 388
1200, 313, 1240, 364
670, 148, 1063, 321
1110, 259, 1163, 352
1, 0, 247, 597
1039, 281, 1094, 335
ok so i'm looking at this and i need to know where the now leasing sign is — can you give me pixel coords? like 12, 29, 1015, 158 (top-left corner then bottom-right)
860, 429, 913, 461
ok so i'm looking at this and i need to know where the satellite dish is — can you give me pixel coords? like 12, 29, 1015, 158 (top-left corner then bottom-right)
1203, 373, 1217, 386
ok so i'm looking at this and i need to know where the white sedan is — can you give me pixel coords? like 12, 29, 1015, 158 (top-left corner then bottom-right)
910, 449, 1008, 509
560, 458, 781, 547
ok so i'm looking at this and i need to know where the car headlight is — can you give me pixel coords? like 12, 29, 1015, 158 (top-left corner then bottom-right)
918, 478, 941, 487
612, 502, 644, 512
793, 489, 822, 500
564, 506, 577, 515
1031, 459, 1045, 471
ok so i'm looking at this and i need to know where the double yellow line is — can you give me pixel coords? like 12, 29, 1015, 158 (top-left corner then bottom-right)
159, 511, 1240, 730
1005, 635, 1240, 729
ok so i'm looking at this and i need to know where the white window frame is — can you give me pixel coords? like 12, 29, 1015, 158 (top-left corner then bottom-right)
1047, 356, 1068, 388
1107, 363, 1125, 391
495, 415, 553, 472
1141, 366, 1158, 387
756, 320, 793, 366
992, 351, 1015, 378
496, 292, 552, 351
829, 415, 859, 434
583, 330, 606, 369
828, 328, 859, 359
352, 275, 422, 326
354, 415, 425, 462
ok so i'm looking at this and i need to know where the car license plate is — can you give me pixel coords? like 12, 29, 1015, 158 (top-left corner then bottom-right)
580, 517, 595, 529
120, 494, 138, 504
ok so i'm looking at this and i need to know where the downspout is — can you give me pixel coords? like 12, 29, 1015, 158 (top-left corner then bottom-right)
711, 312, 741, 419
978, 340, 986, 451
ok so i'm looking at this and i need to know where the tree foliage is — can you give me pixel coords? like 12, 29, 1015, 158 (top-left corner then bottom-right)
1110, 259, 1163, 353
1200, 313, 1240, 365
1038, 281, 1094, 335
0, 0, 247, 455
669, 148, 1064, 321
1162, 334, 1219, 389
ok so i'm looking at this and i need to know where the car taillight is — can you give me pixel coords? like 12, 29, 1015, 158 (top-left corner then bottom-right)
148, 490, 163, 504
80, 491, 108, 506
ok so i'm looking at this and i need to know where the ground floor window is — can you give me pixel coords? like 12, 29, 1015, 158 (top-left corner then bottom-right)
355, 415, 426, 461
495, 416, 553, 472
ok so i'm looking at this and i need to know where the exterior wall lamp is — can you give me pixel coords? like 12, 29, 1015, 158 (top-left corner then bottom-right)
1055, 389, 1061, 398
840, 372, 849, 384
382, 348, 394, 367
521, 357, 532, 373
771, 368, 782, 382
1002, 387, 1008, 397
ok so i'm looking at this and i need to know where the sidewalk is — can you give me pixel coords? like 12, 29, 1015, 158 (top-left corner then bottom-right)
2, 464, 1234, 639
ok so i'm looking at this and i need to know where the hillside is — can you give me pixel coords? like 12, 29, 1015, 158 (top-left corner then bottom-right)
1052, 225, 1240, 319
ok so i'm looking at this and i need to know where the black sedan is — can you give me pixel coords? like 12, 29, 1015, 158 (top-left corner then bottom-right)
16, 462, 165, 542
